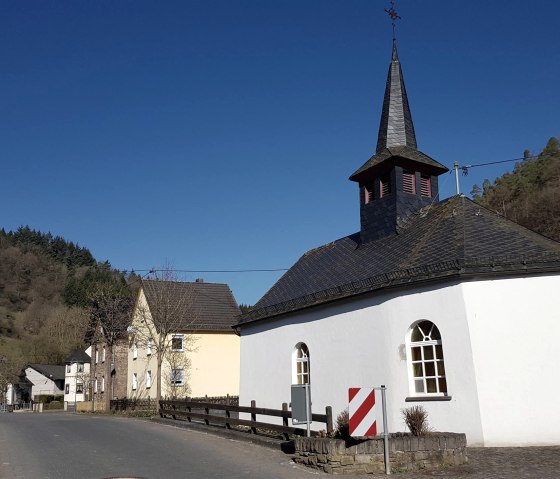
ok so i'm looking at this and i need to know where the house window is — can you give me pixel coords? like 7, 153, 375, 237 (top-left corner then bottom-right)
95, 348, 99, 364
94, 378, 98, 393
147, 338, 153, 356
420, 175, 432, 197
146, 370, 152, 389
101, 376, 105, 392
407, 321, 447, 396
132, 373, 138, 390
133, 342, 138, 360
171, 368, 185, 386
102, 346, 106, 363
403, 170, 416, 194
65, 384, 70, 394
66, 364, 71, 373
293, 343, 310, 385
380, 175, 391, 197
171, 335, 184, 352
76, 383, 84, 394
77, 363, 84, 373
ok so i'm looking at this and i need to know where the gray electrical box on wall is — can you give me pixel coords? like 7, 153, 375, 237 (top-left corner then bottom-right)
291, 384, 311, 425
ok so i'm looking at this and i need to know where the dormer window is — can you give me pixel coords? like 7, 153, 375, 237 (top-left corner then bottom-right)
421, 175, 432, 197
380, 175, 391, 197
403, 170, 416, 194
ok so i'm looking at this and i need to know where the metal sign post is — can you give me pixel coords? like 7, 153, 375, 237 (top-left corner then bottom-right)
380, 385, 390, 475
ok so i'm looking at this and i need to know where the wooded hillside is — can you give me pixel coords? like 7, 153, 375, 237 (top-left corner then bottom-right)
472, 137, 560, 242
0, 227, 133, 389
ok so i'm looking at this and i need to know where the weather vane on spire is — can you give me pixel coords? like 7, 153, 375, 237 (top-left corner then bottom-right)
384, 0, 401, 41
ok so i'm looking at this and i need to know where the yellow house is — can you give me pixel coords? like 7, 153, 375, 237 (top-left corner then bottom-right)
127, 279, 240, 400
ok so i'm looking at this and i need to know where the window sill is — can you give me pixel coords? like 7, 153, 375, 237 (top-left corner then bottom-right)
405, 395, 452, 402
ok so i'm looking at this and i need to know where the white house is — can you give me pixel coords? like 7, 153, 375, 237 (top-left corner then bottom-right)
236, 40, 560, 446
19, 364, 65, 401
64, 348, 92, 410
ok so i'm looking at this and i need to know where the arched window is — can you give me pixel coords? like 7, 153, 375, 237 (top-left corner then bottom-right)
293, 343, 310, 385
407, 321, 447, 395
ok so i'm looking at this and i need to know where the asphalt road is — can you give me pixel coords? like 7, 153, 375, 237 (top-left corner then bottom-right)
0, 412, 315, 479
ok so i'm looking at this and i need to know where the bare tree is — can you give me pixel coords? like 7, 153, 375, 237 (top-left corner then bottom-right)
132, 268, 198, 405
90, 292, 133, 411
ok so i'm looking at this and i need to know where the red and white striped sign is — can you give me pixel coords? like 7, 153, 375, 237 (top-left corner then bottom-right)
349, 388, 380, 437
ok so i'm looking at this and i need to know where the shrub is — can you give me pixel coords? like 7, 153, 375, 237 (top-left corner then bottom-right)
335, 409, 350, 439
401, 405, 430, 436
35, 394, 63, 404
45, 400, 63, 410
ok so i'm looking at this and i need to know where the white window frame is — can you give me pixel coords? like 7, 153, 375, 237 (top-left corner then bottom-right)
95, 348, 99, 364
101, 376, 105, 393
146, 370, 152, 389
292, 342, 310, 385
133, 342, 138, 360
66, 364, 71, 373
147, 338, 153, 356
132, 373, 138, 390
406, 320, 448, 397
170, 368, 185, 386
171, 335, 184, 352
77, 363, 84, 373
102, 346, 106, 363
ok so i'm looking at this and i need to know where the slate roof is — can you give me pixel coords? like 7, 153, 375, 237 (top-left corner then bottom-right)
376, 40, 417, 153
64, 350, 91, 364
238, 195, 560, 325
27, 364, 66, 382
142, 280, 240, 332
349, 145, 448, 182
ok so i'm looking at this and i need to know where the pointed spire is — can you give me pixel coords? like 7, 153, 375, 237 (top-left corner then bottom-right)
375, 40, 417, 153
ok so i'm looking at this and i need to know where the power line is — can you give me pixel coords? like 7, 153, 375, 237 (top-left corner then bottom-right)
459, 155, 538, 175
121, 268, 288, 275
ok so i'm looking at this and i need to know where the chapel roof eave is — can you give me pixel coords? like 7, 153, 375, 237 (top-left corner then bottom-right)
349, 146, 449, 182
237, 254, 560, 327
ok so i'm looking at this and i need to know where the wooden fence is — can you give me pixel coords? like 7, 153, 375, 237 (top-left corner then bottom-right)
159, 399, 333, 439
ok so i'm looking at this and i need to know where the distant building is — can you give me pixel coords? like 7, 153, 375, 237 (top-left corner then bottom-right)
63, 348, 91, 410
237, 40, 560, 446
17, 364, 65, 402
127, 279, 240, 399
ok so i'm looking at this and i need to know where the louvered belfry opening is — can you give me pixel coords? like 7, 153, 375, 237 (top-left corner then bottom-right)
349, 40, 448, 244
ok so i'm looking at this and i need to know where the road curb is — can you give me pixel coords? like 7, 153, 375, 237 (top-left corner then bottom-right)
150, 416, 295, 453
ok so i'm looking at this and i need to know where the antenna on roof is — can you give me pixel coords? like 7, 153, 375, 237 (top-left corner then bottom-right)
385, 0, 401, 41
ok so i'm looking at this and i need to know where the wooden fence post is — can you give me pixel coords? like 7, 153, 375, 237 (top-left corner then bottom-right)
282, 402, 290, 440
326, 406, 333, 435
250, 400, 257, 434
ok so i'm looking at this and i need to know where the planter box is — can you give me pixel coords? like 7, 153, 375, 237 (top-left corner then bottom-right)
293, 433, 467, 474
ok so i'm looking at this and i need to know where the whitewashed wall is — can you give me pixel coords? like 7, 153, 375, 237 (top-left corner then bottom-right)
240, 275, 560, 446
463, 274, 560, 446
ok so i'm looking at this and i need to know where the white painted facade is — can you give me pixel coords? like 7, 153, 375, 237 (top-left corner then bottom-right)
239, 274, 560, 446
25, 367, 64, 399
64, 347, 92, 408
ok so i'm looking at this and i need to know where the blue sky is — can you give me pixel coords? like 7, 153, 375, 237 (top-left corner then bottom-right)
2, 0, 559, 305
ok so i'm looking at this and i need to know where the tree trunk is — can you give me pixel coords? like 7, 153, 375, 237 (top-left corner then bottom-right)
156, 351, 162, 407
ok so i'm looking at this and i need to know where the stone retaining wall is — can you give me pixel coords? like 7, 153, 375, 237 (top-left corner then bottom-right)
293, 433, 467, 474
